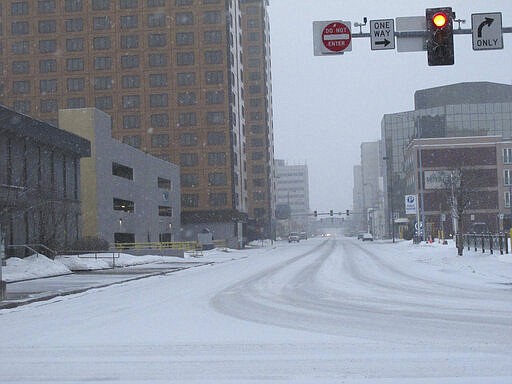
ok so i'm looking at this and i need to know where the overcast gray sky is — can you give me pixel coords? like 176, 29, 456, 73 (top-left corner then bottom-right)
267, 0, 512, 213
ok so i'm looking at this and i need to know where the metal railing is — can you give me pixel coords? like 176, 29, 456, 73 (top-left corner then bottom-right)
463, 233, 509, 255
111, 241, 199, 252
7, 244, 57, 259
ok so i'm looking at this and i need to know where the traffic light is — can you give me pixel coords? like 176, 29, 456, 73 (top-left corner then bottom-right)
426, 7, 454, 66
329, 210, 333, 216
346, 209, 350, 216
313, 210, 318, 217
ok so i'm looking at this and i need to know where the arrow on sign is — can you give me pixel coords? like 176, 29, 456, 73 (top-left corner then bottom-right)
375, 39, 391, 47
477, 17, 494, 38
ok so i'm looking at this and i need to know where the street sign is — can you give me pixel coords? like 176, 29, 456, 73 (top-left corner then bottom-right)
405, 194, 418, 215
472, 12, 503, 50
370, 19, 395, 50
313, 20, 352, 55
396, 16, 426, 52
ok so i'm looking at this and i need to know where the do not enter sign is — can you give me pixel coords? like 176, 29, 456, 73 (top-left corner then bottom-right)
313, 20, 352, 55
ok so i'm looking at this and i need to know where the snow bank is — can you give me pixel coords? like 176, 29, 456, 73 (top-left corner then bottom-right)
3, 254, 71, 282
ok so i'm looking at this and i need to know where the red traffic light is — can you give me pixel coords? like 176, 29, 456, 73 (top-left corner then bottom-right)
432, 12, 448, 28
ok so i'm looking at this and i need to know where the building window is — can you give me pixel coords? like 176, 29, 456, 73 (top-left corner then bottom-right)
40, 99, 58, 113
205, 70, 223, 84
39, 59, 57, 73
158, 206, 173, 217
252, 165, 264, 174
122, 95, 141, 109
13, 41, 30, 55
12, 21, 29, 35
12, 80, 30, 94
149, 74, 168, 88
203, 0, 220, 3
182, 194, 199, 208
92, 0, 110, 11
67, 97, 85, 108
176, 12, 193, 25
177, 72, 195, 86
39, 39, 57, 54
123, 115, 140, 129
205, 50, 223, 64
151, 113, 169, 128
113, 198, 134, 212
148, 33, 167, 47
120, 0, 138, 9
206, 90, 224, 104
12, 2, 29, 15
112, 162, 134, 180
121, 55, 139, 69
177, 52, 195, 66
148, 13, 166, 27
208, 152, 226, 166
38, 20, 57, 34
505, 170, 512, 186
95, 96, 113, 110
209, 172, 227, 186
66, 77, 85, 92
203, 11, 221, 24
181, 174, 198, 188
121, 35, 139, 49
13, 100, 31, 114
178, 112, 197, 127
204, 30, 222, 44
66, 58, 84, 72
94, 76, 113, 90
180, 153, 198, 167
151, 134, 169, 148
120, 15, 138, 29
40, 79, 58, 93
157, 177, 172, 189
150, 93, 168, 107
66, 18, 84, 32
206, 111, 225, 125
65, 0, 83, 12
149, 0, 166, 6
505, 191, 511, 208
12, 61, 30, 74
93, 16, 112, 30
93, 36, 111, 50
66, 38, 84, 52
252, 151, 265, 161
149, 53, 167, 67
122, 135, 141, 148
504, 148, 512, 164
176, 32, 194, 46
207, 132, 225, 145
122, 75, 140, 89
177, 92, 196, 106
94, 56, 113, 70
180, 133, 198, 146
209, 192, 227, 207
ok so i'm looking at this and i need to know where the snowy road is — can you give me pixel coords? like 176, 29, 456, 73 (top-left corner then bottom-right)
1, 237, 511, 383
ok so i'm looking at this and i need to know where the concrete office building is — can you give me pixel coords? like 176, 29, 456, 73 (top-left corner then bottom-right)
381, 82, 512, 238
0, 105, 90, 254
59, 108, 180, 245
275, 159, 310, 236
0, 0, 275, 246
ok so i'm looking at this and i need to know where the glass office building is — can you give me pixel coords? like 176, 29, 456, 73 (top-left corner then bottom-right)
381, 82, 512, 238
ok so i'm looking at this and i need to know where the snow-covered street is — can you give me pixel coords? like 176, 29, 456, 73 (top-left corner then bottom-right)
1, 237, 511, 383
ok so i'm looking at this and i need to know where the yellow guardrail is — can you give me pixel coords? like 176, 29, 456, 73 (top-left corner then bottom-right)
111, 241, 198, 251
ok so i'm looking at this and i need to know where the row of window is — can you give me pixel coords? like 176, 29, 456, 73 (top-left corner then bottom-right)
180, 152, 226, 166
181, 172, 227, 187
113, 197, 173, 216
181, 192, 227, 208
23, 13, 222, 32
8, 0, 221, 16
112, 162, 173, 190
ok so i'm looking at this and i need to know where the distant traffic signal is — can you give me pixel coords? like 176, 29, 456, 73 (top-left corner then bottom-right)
313, 210, 318, 217
346, 209, 350, 216
426, 7, 454, 66
329, 210, 334, 216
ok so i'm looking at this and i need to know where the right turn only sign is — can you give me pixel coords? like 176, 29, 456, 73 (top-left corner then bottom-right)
472, 12, 503, 51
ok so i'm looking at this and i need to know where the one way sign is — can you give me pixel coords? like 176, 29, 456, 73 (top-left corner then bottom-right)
370, 19, 395, 50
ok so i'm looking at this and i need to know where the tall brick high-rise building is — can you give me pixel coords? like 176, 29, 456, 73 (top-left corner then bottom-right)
0, 0, 275, 245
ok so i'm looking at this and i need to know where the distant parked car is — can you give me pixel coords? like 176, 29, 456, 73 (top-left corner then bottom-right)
357, 232, 365, 240
288, 232, 300, 243
469, 222, 489, 234
362, 233, 373, 241
299, 232, 308, 240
